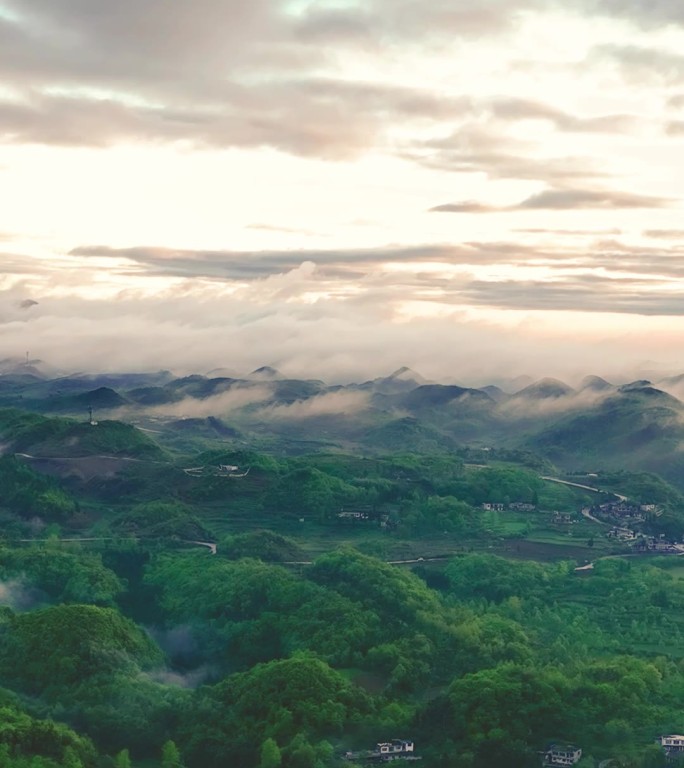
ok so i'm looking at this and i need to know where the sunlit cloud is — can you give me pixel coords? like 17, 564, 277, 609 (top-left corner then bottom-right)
1, 0, 684, 380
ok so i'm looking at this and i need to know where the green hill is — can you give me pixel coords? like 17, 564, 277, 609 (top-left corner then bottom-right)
364, 416, 456, 452
43, 386, 129, 413
525, 386, 684, 484
0, 410, 166, 460
0, 604, 163, 692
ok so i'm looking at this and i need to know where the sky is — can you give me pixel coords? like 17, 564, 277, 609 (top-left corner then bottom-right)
1, 0, 684, 383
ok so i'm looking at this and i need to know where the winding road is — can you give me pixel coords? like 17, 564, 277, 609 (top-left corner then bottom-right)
541, 475, 627, 502
18, 536, 217, 554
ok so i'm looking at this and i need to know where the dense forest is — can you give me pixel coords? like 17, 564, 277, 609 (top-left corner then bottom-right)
3, 541, 684, 767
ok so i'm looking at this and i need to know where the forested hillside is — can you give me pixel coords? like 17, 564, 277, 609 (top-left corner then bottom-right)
2, 542, 684, 767
1, 381, 684, 766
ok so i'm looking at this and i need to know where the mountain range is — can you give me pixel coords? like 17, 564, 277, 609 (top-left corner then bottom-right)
1, 360, 684, 488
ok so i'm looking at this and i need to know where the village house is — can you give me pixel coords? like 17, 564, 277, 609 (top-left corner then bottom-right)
597, 501, 645, 522
633, 537, 683, 554
543, 744, 582, 766
343, 739, 418, 763
509, 502, 536, 512
376, 740, 415, 756
337, 510, 370, 521
482, 503, 505, 511
657, 735, 684, 758
379, 514, 398, 531
606, 527, 637, 541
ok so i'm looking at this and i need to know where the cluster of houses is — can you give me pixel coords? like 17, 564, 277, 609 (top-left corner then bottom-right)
553, 511, 575, 525
544, 736, 684, 765
544, 744, 582, 766
481, 503, 582, 524
632, 536, 684, 554
341, 736, 684, 764
606, 527, 637, 542
542, 737, 684, 766
606, 527, 684, 553
336, 509, 401, 531
343, 740, 420, 763
481, 502, 536, 512
182, 464, 250, 478
595, 500, 653, 523
582, 500, 677, 550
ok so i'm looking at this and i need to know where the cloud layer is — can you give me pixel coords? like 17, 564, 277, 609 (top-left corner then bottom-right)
4, 233, 684, 383
2, 0, 684, 381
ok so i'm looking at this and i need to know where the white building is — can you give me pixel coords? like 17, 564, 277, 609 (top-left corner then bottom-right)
544, 744, 582, 766
658, 735, 684, 754
376, 740, 414, 755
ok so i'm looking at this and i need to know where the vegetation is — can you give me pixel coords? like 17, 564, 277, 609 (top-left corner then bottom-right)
0, 455, 77, 522
1, 385, 684, 766
4, 538, 684, 766
0, 410, 165, 460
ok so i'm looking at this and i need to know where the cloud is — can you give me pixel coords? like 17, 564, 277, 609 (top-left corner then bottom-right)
146, 666, 214, 688
430, 201, 497, 213
430, 186, 674, 213
514, 228, 623, 236
295, 0, 541, 44
1, 0, 684, 389
459, 275, 684, 316
253, 390, 371, 420
0, 0, 675, 207
128, 385, 275, 419
487, 97, 637, 133
70, 243, 502, 282
498, 386, 611, 419
6, 228, 684, 386
581, 0, 684, 28
644, 229, 684, 239
516, 187, 673, 210
405, 123, 606, 182
0, 1, 655, 169
0, 87, 392, 158
3, 265, 684, 388
0, 0, 483, 159
0, 253, 55, 275
64, 237, 684, 297
0, 0, 300, 88
590, 45, 684, 84
0, 578, 40, 610
247, 223, 322, 237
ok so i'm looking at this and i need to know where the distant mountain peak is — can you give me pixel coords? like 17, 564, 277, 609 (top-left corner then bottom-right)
480, 384, 507, 402
579, 375, 614, 392
620, 380, 653, 392
401, 383, 494, 410
387, 367, 425, 382
515, 378, 575, 398
206, 367, 240, 378
248, 366, 281, 380
614, 382, 681, 405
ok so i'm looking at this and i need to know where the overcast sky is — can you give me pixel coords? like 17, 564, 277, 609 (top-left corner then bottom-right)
1, 0, 684, 382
